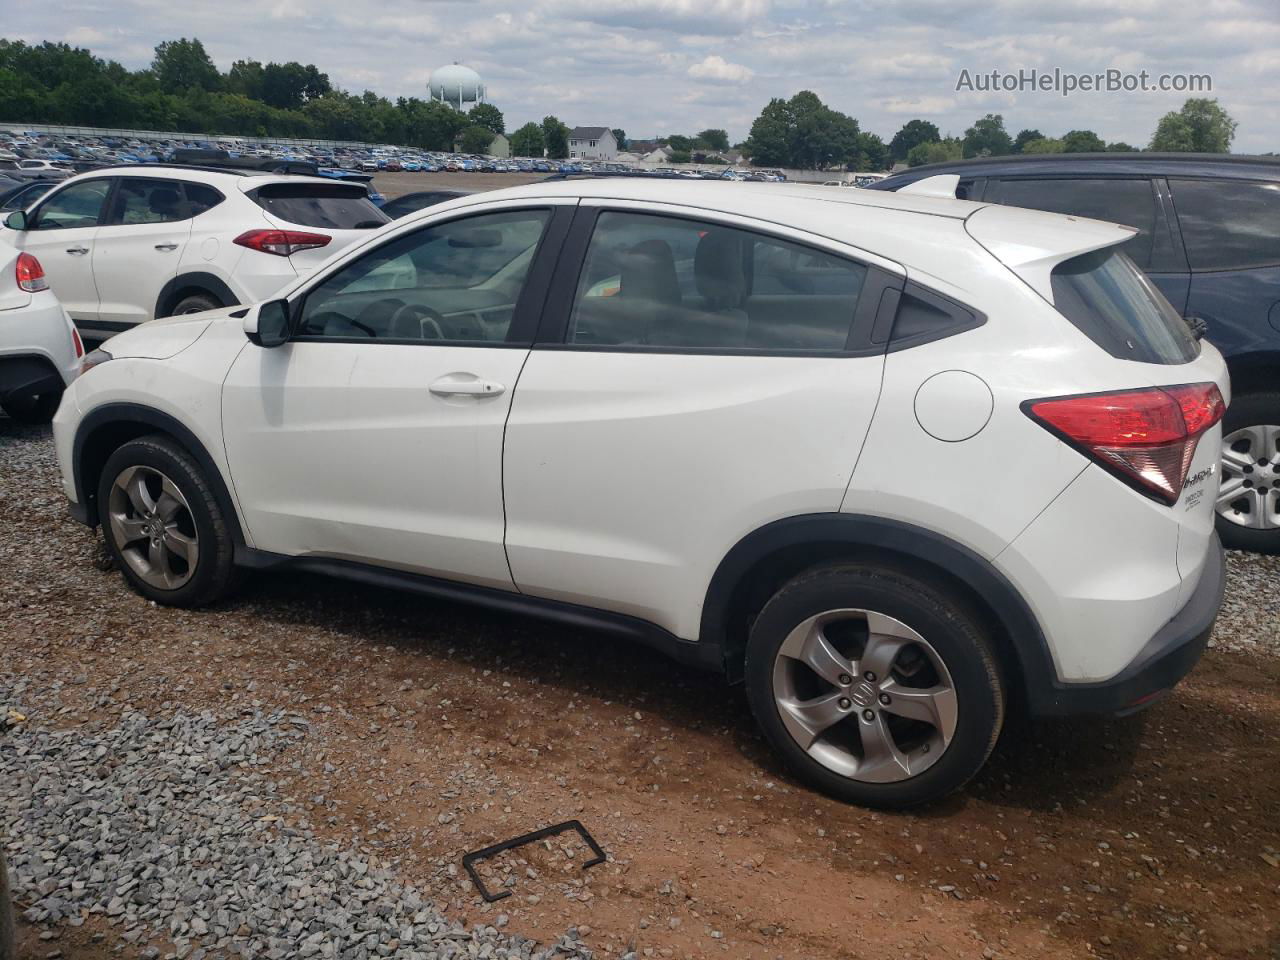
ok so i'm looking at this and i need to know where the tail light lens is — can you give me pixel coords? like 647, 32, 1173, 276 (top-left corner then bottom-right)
1024, 382, 1226, 505
71, 326, 84, 359
233, 229, 331, 257
16, 252, 48, 292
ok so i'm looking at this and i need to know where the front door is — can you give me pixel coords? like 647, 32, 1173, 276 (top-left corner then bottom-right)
12, 177, 114, 322
222, 204, 568, 590
93, 177, 192, 326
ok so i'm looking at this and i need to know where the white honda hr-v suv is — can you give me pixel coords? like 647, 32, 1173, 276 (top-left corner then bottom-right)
52, 178, 1228, 807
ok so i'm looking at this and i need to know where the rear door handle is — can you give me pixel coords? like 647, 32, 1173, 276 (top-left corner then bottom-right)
66, 246, 88, 255
430, 374, 506, 397
154, 243, 178, 251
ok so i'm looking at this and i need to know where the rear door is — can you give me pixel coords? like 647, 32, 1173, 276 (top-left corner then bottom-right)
241, 180, 388, 272
985, 176, 1190, 312
502, 203, 897, 639
92, 177, 193, 326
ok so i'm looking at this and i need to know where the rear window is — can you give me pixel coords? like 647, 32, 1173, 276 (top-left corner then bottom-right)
1050, 249, 1198, 364
250, 183, 388, 230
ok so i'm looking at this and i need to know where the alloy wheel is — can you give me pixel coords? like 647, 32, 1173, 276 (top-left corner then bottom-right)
771, 609, 958, 784
106, 465, 199, 590
1218, 425, 1280, 530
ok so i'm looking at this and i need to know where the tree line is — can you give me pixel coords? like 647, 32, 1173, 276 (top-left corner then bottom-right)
0, 36, 1247, 167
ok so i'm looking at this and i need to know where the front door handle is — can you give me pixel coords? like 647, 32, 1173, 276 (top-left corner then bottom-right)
154, 243, 178, 251
66, 246, 88, 255
430, 374, 506, 397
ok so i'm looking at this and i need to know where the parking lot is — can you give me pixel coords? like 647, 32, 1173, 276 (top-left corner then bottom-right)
2, 415, 1277, 960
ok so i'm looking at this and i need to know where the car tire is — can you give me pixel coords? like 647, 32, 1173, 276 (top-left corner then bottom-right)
1215, 391, 1280, 554
97, 435, 239, 607
169, 292, 222, 316
1, 388, 62, 424
745, 562, 1004, 808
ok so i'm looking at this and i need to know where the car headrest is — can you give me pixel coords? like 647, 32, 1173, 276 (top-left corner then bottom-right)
694, 231, 747, 311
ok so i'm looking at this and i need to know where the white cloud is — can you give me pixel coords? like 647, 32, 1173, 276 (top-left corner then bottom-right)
688, 54, 754, 84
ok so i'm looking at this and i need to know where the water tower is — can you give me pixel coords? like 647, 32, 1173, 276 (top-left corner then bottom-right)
428, 63, 486, 111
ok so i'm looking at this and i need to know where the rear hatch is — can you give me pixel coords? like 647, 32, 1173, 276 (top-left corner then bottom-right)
968, 203, 1229, 603
242, 180, 388, 272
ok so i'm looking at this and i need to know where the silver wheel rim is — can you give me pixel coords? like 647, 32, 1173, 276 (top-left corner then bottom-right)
771, 609, 958, 784
106, 465, 199, 590
1218, 425, 1280, 530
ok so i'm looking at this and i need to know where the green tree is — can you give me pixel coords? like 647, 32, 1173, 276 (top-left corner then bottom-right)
460, 124, 495, 153
151, 38, 219, 92
743, 91, 860, 170
467, 103, 505, 136
1149, 98, 1237, 152
611, 128, 627, 149
744, 98, 793, 167
888, 119, 940, 162
962, 114, 1012, 158
1013, 128, 1044, 153
665, 134, 695, 153
1107, 141, 1137, 152
696, 128, 730, 152
907, 138, 963, 167
226, 59, 265, 100
1021, 137, 1065, 154
1062, 129, 1106, 153
542, 115, 570, 159
259, 62, 329, 111
397, 98, 466, 150
850, 131, 888, 171
668, 150, 692, 165
509, 121, 546, 157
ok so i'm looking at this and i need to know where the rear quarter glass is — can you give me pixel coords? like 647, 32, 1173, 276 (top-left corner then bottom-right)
1050, 249, 1198, 365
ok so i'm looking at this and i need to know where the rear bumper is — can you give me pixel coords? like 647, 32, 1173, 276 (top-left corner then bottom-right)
1027, 534, 1225, 717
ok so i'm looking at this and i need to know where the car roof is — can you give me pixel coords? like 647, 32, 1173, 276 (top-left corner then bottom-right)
60, 165, 344, 190
878, 152, 1280, 185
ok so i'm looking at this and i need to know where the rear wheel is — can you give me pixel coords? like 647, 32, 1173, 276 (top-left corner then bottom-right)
745, 563, 1004, 808
1, 388, 62, 424
97, 435, 239, 606
169, 292, 222, 316
1215, 391, 1280, 554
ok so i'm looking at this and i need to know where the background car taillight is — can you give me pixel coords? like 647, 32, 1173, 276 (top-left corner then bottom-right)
233, 229, 331, 257
1024, 383, 1226, 505
71, 326, 84, 359
16, 252, 48, 292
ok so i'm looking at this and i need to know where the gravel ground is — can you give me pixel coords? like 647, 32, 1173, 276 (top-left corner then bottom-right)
3, 417, 1279, 960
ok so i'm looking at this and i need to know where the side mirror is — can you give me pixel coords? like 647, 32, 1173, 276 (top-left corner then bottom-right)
4, 210, 28, 230
245, 299, 291, 348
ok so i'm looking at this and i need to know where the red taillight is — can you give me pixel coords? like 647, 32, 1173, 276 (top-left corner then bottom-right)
1025, 383, 1225, 505
71, 326, 84, 358
16, 252, 48, 293
233, 229, 331, 257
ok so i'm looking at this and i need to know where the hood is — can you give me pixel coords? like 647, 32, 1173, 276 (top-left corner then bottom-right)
100, 309, 231, 359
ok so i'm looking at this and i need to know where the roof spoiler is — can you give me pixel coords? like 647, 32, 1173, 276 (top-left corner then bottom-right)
897, 174, 959, 199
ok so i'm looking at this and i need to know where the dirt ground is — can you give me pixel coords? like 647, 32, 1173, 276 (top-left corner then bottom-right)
3, 421, 1280, 960
372, 170, 547, 200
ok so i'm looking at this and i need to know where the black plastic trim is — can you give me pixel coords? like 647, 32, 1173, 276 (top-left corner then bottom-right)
69, 402, 245, 546
154, 272, 239, 319
234, 549, 725, 673
0, 355, 62, 400
885, 281, 987, 352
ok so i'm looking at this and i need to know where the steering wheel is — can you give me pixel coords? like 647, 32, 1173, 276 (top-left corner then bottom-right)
389, 302, 446, 340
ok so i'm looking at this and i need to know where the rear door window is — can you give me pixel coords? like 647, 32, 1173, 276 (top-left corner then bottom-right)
107, 178, 188, 225
250, 183, 389, 229
990, 178, 1160, 270
1168, 179, 1280, 271
1050, 248, 1198, 364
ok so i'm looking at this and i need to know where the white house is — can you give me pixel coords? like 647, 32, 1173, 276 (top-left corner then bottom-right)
568, 127, 618, 162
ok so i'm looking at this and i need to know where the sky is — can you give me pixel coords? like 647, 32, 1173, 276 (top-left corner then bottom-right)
9, 0, 1280, 151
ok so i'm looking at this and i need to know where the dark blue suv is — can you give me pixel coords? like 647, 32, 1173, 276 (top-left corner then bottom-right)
873, 154, 1280, 554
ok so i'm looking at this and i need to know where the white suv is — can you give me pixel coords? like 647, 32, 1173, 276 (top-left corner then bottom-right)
1, 165, 388, 340
52, 179, 1229, 807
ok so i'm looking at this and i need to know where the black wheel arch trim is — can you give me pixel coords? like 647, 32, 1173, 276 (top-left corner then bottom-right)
154, 272, 239, 319
71, 402, 245, 547
700, 513, 1062, 704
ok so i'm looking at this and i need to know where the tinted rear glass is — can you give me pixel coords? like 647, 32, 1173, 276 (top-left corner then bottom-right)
1169, 179, 1280, 271
251, 183, 388, 229
1050, 249, 1198, 364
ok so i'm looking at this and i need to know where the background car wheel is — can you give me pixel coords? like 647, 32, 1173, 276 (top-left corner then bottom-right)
169, 292, 222, 316
745, 563, 1004, 808
1215, 391, 1280, 554
1, 389, 62, 424
97, 435, 239, 607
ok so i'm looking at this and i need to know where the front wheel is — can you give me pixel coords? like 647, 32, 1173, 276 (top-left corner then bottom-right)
745, 563, 1004, 808
1215, 391, 1280, 554
97, 435, 239, 606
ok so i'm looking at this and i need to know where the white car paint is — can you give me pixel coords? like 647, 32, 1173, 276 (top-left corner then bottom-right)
55, 178, 1226, 692
0, 247, 82, 416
